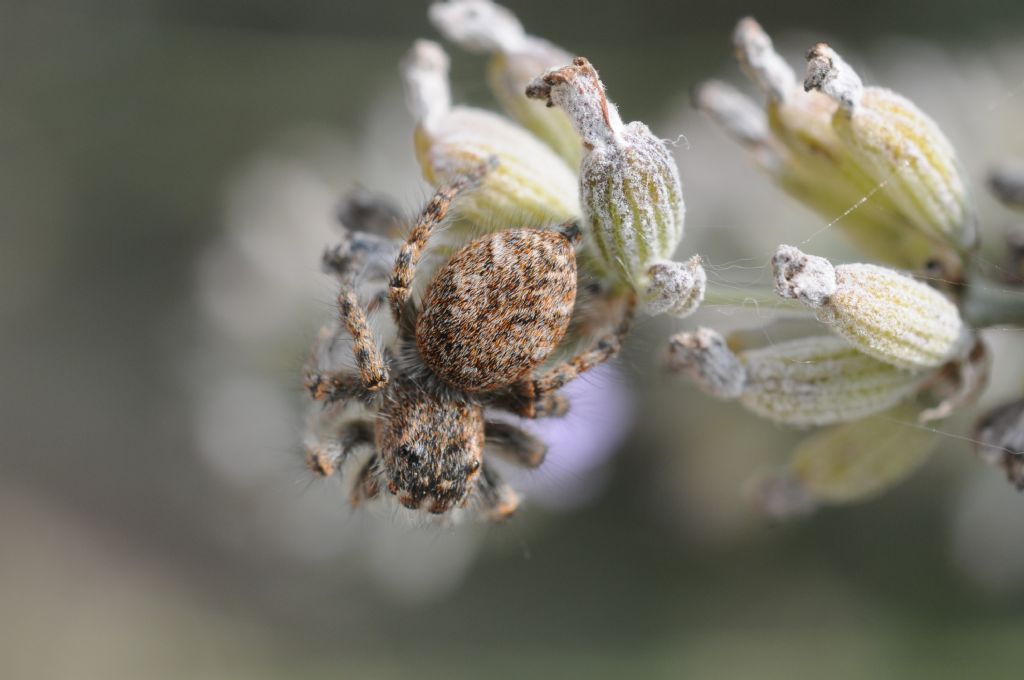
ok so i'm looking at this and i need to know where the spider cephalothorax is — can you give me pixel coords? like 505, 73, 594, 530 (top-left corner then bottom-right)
304, 164, 633, 520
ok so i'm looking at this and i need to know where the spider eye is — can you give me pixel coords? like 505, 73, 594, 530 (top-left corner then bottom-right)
397, 445, 420, 464
467, 460, 481, 473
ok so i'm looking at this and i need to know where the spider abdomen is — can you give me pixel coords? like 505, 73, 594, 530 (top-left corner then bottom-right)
417, 228, 577, 392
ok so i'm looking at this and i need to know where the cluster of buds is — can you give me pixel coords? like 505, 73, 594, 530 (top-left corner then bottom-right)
970, 157, 1024, 485
668, 17, 1024, 517
419, 0, 705, 318
429, 0, 582, 167
695, 18, 976, 276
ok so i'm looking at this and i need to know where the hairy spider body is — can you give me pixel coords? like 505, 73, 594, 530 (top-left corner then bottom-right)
377, 378, 485, 513
417, 228, 577, 392
304, 164, 633, 520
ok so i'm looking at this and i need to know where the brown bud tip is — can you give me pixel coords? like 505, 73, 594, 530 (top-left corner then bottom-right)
803, 43, 832, 92
771, 244, 837, 307
802, 42, 862, 110
526, 58, 595, 103
525, 57, 621, 146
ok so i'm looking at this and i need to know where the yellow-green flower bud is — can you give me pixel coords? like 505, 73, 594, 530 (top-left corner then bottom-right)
701, 18, 949, 271
428, 0, 582, 167
804, 42, 977, 252
527, 57, 703, 317
789, 405, 937, 502
401, 40, 580, 230
772, 245, 970, 369
666, 328, 931, 427
754, 404, 938, 517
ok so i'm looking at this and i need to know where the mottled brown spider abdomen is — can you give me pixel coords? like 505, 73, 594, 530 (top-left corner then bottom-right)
416, 228, 577, 392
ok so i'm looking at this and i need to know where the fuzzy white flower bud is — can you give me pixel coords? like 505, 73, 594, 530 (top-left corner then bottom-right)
645, 255, 707, 318
665, 326, 746, 400
804, 43, 977, 252
429, 0, 582, 167
692, 80, 783, 172
402, 40, 581, 230
667, 329, 931, 427
527, 57, 702, 316
773, 245, 969, 369
733, 16, 797, 104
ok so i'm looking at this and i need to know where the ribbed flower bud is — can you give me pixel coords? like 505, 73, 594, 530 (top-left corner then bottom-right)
527, 57, 703, 317
401, 40, 580, 230
755, 405, 938, 517
804, 42, 977, 252
667, 328, 930, 427
973, 398, 1024, 491
772, 244, 970, 369
428, 0, 582, 167
698, 18, 951, 271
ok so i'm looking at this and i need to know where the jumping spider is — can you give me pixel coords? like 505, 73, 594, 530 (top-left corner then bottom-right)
303, 163, 634, 521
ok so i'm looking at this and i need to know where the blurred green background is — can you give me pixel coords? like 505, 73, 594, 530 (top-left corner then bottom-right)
3, 1, 1024, 678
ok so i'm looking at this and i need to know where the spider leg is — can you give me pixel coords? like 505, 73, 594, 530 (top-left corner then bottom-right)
349, 453, 384, 507
305, 420, 376, 477
304, 370, 368, 403
337, 187, 404, 237
504, 294, 637, 417
473, 463, 521, 522
387, 159, 494, 329
305, 281, 390, 401
486, 421, 547, 469
487, 392, 570, 419
321, 230, 399, 283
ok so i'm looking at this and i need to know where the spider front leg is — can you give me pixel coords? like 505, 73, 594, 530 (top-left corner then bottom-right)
321, 230, 399, 283
486, 421, 547, 468
387, 159, 494, 329
304, 283, 390, 401
305, 420, 376, 477
349, 453, 384, 507
473, 463, 521, 521
502, 294, 637, 418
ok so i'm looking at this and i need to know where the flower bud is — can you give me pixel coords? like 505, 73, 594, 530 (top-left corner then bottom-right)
402, 40, 580, 230
702, 19, 957, 271
973, 398, 1024, 490
665, 327, 746, 400
804, 42, 977, 252
428, 0, 582, 167
527, 57, 703, 316
667, 328, 931, 427
644, 255, 706, 318
692, 79, 784, 173
755, 405, 937, 515
773, 245, 969, 369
